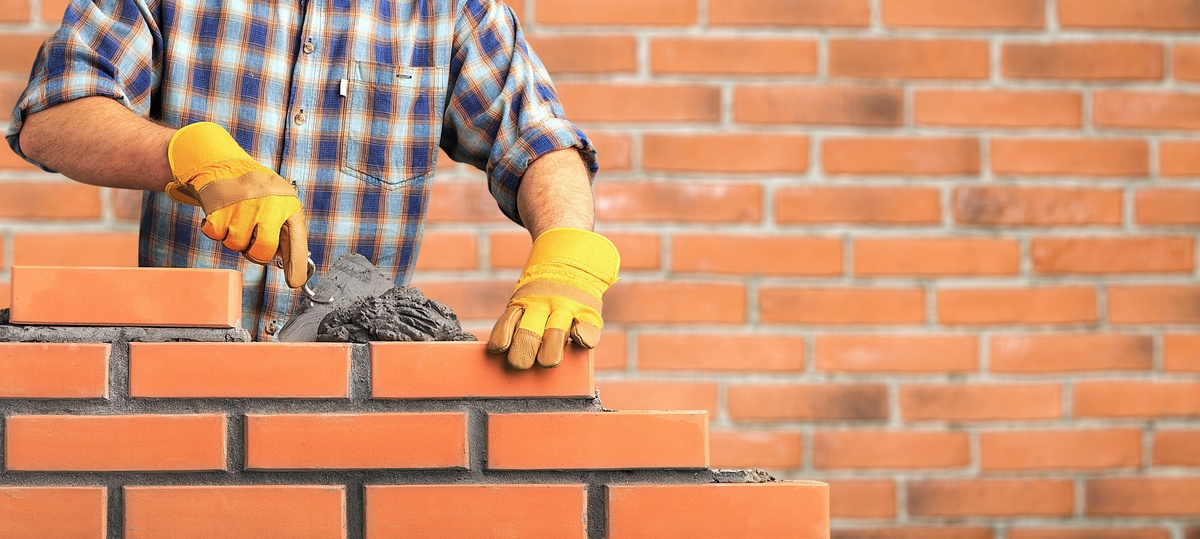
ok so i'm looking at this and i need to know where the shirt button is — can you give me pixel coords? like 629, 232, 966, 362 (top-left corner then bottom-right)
266, 320, 279, 335
294, 111, 306, 125
302, 42, 315, 54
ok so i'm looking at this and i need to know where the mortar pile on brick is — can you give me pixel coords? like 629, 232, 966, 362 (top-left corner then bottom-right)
0, 267, 828, 538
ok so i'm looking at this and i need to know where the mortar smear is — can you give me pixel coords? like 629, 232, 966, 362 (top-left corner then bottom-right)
316, 286, 477, 343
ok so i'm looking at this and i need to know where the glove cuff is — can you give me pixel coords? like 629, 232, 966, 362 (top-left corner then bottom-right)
167, 122, 267, 185
518, 228, 620, 293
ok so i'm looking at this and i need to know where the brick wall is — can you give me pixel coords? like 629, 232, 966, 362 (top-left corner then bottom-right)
3, 0, 1200, 536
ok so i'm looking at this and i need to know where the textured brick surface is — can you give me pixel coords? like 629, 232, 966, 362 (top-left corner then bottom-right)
124, 486, 346, 539
365, 485, 587, 538
0, 342, 108, 398
371, 342, 593, 398
245, 413, 468, 470
129, 342, 350, 398
608, 483, 829, 539
0, 487, 106, 538
487, 412, 709, 470
5, 414, 226, 471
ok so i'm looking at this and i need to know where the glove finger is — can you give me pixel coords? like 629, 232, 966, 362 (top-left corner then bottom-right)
280, 211, 310, 288
536, 309, 574, 368
486, 305, 524, 354
201, 210, 231, 243
509, 303, 549, 370
245, 219, 281, 265
570, 320, 602, 349
221, 210, 255, 253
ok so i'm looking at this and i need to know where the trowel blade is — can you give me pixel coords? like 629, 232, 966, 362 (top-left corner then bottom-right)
276, 253, 396, 342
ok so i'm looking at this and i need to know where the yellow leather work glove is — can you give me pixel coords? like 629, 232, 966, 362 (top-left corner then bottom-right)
487, 228, 620, 369
166, 122, 310, 288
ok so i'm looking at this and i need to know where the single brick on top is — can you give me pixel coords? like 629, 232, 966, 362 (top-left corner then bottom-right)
8, 266, 242, 328
487, 411, 709, 470
371, 342, 594, 399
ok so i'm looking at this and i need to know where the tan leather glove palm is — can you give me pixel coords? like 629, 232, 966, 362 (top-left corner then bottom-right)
487, 228, 620, 369
166, 122, 310, 288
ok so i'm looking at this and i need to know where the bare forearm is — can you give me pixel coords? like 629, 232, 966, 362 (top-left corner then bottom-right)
516, 148, 595, 238
18, 96, 174, 191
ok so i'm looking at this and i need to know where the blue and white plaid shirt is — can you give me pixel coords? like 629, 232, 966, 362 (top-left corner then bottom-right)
6, 0, 596, 340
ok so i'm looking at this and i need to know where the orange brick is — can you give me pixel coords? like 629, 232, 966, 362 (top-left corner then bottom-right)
672, 235, 842, 276
1110, 286, 1200, 324
736, 86, 903, 126
0, 181, 103, 219
1165, 334, 1200, 372
1095, 92, 1200, 130
5, 414, 226, 471
728, 383, 889, 421
1137, 189, 1200, 225
606, 282, 746, 324
412, 231, 477, 271
900, 383, 1062, 421
1003, 42, 1164, 80
590, 131, 633, 171
1162, 141, 1200, 176
596, 182, 762, 223
644, 133, 809, 173
855, 238, 1019, 276
1033, 236, 1193, 274
128, 343, 350, 398
408, 280, 511, 321
245, 412, 467, 470
12, 231, 138, 267
937, 286, 1097, 325
597, 380, 718, 415
526, 35, 637, 74
992, 138, 1149, 177
991, 334, 1153, 373
954, 187, 1123, 226
709, 0, 869, 26
0, 343, 108, 398
759, 287, 925, 325
536, 0, 696, 25
0, 281, 9, 309
0, 487, 106, 538
825, 479, 897, 518
124, 485, 345, 539
882, 0, 1044, 28
914, 90, 1081, 128
1010, 529, 1169, 539
10, 266, 241, 328
981, 429, 1141, 470
652, 38, 817, 75
0, 34, 48, 75
1154, 430, 1200, 465
709, 429, 803, 469
815, 334, 977, 373
594, 330, 626, 370
111, 188, 143, 221
837, 528, 992, 539
608, 483, 829, 539
0, 0, 31, 22
372, 342, 592, 398
560, 83, 719, 123
425, 181, 508, 223
824, 137, 980, 175
365, 485, 586, 538
40, 0, 68, 21
0, 146, 42, 171
813, 430, 969, 469
487, 411, 708, 469
1087, 478, 1200, 516
489, 231, 660, 271
908, 479, 1074, 516
1174, 44, 1200, 81
1060, 0, 1200, 29
829, 39, 990, 79
1075, 381, 1200, 418
638, 333, 806, 372
776, 186, 942, 225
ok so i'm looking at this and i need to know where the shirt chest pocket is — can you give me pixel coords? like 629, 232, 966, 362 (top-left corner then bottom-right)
340, 61, 448, 189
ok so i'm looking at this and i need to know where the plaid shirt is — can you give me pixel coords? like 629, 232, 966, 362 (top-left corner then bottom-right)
6, 0, 595, 340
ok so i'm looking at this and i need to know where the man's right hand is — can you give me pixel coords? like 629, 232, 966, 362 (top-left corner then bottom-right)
165, 122, 310, 288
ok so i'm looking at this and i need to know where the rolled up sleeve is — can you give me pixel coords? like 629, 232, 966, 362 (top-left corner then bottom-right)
440, 0, 597, 226
5, 0, 161, 170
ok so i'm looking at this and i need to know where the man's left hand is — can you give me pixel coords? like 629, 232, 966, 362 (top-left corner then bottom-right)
487, 228, 620, 369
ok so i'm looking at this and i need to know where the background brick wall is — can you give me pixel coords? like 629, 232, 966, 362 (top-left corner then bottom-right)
4, 0, 1200, 535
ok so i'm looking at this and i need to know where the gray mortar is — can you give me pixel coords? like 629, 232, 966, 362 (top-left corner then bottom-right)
0, 326, 778, 539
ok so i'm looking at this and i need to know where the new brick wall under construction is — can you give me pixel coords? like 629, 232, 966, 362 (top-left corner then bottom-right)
4, 0, 1200, 537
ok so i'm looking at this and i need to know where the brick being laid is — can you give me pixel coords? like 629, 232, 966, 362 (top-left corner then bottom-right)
8, 266, 242, 328
370, 341, 594, 398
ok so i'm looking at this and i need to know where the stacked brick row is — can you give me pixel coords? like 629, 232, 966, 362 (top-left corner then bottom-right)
0, 266, 827, 538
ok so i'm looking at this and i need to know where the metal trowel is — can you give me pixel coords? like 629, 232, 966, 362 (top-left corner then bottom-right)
275, 253, 396, 342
